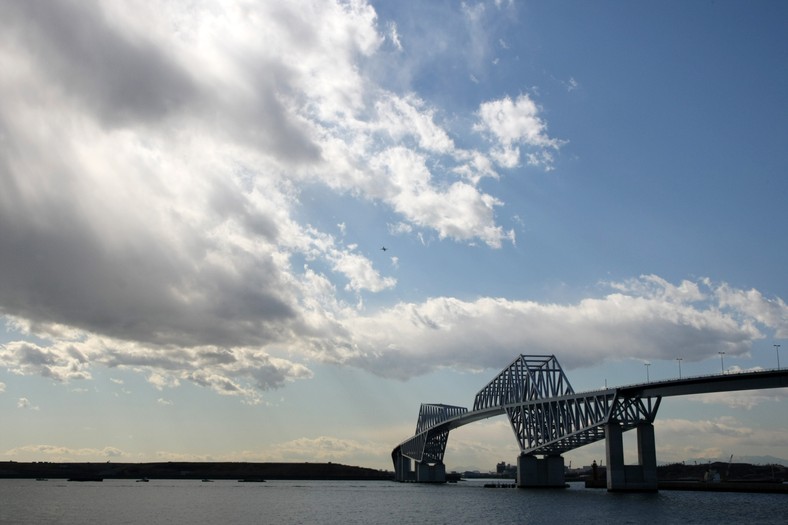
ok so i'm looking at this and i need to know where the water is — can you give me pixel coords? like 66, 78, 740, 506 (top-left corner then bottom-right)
0, 479, 785, 524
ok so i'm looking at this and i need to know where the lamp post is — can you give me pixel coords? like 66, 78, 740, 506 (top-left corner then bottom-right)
676, 357, 683, 379
718, 351, 725, 374
775, 344, 781, 370
645, 362, 651, 382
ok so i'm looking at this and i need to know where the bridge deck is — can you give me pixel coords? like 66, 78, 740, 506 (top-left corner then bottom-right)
617, 368, 788, 398
396, 368, 788, 456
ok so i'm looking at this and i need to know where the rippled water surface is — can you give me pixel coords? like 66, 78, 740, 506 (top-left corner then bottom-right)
1, 479, 786, 524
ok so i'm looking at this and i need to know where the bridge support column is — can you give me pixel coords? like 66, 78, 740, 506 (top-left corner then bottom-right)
605, 421, 625, 489
393, 451, 414, 482
605, 420, 658, 492
517, 454, 566, 488
637, 421, 658, 489
415, 462, 446, 483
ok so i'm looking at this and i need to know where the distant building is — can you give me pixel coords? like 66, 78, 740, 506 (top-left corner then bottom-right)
496, 461, 517, 478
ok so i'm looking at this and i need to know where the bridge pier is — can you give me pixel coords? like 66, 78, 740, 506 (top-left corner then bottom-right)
415, 461, 446, 483
517, 454, 566, 488
391, 446, 447, 483
605, 420, 657, 492
392, 449, 415, 482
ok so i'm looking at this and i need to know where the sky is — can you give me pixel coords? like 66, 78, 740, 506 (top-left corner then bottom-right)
1, 0, 787, 472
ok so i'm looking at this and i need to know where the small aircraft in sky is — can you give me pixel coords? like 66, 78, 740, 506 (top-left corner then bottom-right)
381, 246, 387, 251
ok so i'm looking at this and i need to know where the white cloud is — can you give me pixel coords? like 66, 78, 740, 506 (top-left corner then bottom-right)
460, 2, 491, 71
141, 435, 393, 466
609, 275, 706, 304
0, 342, 91, 382
0, 382, 5, 393
0, 0, 403, 395
686, 388, 788, 410
374, 94, 455, 154
256, 435, 386, 464
0, 1, 527, 373
319, 276, 774, 379
153, 451, 217, 462
2, 262, 785, 404
474, 94, 563, 169
4, 444, 124, 461
0, 336, 314, 404
328, 249, 397, 293
714, 283, 788, 338
387, 21, 403, 51
16, 397, 39, 410
652, 416, 788, 464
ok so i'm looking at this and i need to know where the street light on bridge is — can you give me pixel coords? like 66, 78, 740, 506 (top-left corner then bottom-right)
718, 351, 725, 374
644, 362, 651, 382
775, 344, 781, 370
676, 357, 683, 379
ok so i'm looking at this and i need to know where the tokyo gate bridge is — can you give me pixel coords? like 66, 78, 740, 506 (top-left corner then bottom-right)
392, 354, 788, 491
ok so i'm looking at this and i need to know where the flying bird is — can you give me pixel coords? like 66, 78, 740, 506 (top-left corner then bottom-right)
381, 246, 387, 251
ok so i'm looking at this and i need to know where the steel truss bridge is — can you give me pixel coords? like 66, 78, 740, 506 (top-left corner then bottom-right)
392, 355, 788, 491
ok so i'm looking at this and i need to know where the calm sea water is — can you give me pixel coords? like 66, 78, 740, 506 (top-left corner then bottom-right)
0, 478, 786, 524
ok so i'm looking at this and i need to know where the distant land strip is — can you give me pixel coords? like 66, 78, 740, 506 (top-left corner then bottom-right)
0, 461, 394, 481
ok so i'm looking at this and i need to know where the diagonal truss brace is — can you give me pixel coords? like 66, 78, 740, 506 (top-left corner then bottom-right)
505, 390, 662, 456
401, 403, 467, 464
474, 355, 574, 411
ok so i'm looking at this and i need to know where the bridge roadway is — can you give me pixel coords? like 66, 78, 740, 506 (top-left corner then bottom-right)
398, 368, 788, 438
617, 368, 788, 397
392, 356, 788, 491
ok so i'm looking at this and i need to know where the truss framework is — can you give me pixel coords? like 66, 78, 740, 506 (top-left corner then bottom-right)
401, 404, 468, 464
396, 356, 662, 464
473, 355, 574, 411
504, 391, 661, 455
415, 404, 468, 433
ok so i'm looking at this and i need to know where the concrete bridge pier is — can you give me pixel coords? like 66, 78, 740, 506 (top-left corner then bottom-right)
392, 450, 414, 482
415, 461, 446, 483
517, 454, 566, 488
605, 420, 657, 492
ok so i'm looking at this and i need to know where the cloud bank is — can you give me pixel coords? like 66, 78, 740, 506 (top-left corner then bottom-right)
2, 274, 784, 402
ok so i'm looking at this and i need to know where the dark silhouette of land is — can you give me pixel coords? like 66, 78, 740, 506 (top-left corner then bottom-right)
0, 461, 394, 481
4, 460, 784, 493
581, 461, 787, 493
657, 461, 786, 483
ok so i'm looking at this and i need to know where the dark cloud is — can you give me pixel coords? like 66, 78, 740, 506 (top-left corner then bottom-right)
0, 0, 198, 126
0, 0, 329, 395
0, 214, 298, 348
0, 0, 322, 164
0, 65, 299, 354
0, 119, 298, 348
232, 59, 323, 163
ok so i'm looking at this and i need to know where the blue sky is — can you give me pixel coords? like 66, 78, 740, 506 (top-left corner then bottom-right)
1, 0, 786, 471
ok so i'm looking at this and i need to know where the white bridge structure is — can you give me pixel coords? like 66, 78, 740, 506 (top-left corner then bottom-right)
392, 354, 788, 491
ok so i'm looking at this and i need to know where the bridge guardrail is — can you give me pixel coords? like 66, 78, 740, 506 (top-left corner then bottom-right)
575, 366, 785, 396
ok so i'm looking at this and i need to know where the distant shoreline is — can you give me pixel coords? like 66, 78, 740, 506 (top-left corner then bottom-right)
0, 461, 394, 481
